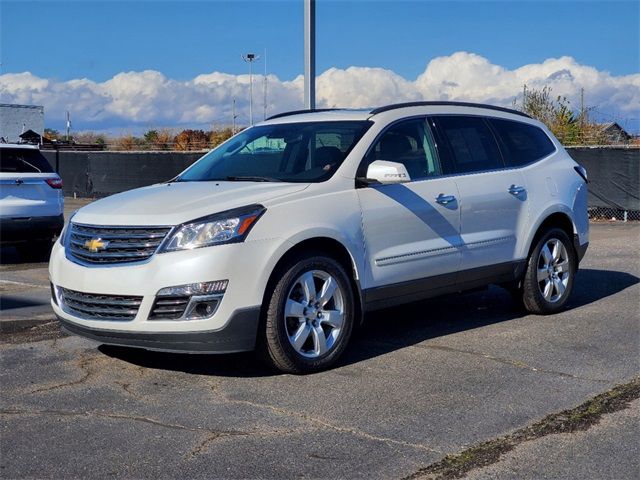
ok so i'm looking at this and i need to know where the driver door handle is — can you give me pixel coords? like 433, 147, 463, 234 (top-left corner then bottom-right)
508, 185, 526, 195
436, 193, 456, 205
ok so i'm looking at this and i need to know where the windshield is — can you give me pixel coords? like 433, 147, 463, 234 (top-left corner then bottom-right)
177, 121, 372, 183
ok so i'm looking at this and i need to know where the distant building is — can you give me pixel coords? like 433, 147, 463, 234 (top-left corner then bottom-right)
597, 122, 632, 144
19, 129, 42, 144
0, 104, 45, 143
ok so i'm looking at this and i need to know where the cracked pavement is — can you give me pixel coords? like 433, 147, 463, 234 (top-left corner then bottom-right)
1, 223, 639, 478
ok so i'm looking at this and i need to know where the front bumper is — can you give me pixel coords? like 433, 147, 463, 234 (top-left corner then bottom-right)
49, 236, 284, 343
57, 307, 260, 353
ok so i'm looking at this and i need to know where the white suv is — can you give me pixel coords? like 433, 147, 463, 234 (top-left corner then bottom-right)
1, 143, 64, 260
49, 102, 589, 373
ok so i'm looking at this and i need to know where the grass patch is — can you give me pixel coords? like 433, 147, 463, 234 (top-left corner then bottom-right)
405, 377, 640, 480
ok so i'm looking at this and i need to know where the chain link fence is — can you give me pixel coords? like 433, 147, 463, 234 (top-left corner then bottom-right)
588, 207, 640, 222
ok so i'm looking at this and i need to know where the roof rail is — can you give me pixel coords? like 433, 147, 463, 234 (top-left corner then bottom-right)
266, 108, 340, 121
369, 101, 531, 119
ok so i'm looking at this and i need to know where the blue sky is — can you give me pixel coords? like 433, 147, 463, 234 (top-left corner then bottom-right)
2, 0, 638, 81
1, 0, 638, 133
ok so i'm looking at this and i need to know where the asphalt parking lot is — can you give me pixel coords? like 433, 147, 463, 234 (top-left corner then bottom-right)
1, 204, 638, 479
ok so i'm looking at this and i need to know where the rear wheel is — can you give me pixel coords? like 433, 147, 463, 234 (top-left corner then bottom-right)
520, 228, 576, 314
260, 253, 355, 374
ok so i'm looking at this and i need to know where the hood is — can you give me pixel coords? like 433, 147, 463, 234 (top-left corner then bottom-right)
72, 181, 309, 226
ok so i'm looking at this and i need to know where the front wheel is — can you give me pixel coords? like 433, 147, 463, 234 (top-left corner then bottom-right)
260, 253, 355, 374
520, 228, 577, 314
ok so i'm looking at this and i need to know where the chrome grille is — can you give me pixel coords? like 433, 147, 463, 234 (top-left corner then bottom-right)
59, 288, 143, 321
68, 223, 172, 265
149, 296, 190, 320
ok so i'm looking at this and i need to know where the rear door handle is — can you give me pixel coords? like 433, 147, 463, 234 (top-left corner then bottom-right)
436, 193, 456, 205
508, 185, 526, 195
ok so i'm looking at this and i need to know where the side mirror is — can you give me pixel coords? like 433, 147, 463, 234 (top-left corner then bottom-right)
364, 160, 411, 185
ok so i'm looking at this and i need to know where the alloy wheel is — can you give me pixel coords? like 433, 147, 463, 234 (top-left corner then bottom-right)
537, 238, 571, 303
284, 270, 345, 358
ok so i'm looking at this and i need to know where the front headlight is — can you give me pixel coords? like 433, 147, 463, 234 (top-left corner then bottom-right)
160, 204, 265, 252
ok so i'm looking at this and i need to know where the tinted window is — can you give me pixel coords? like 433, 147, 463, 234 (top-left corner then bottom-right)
434, 116, 503, 174
0, 148, 54, 173
489, 118, 555, 167
179, 121, 371, 183
362, 118, 441, 180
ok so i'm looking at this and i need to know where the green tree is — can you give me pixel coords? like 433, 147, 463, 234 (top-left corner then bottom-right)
516, 86, 582, 145
143, 129, 173, 150
143, 129, 159, 145
44, 128, 59, 140
210, 128, 234, 148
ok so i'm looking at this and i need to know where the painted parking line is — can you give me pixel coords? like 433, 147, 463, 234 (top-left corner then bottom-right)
0, 279, 49, 290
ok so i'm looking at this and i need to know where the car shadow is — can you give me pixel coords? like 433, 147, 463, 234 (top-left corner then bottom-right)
0, 296, 49, 311
0, 246, 21, 264
99, 268, 638, 378
0, 246, 51, 265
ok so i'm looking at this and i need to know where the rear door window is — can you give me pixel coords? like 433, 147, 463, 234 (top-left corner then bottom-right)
432, 116, 504, 174
0, 148, 54, 173
488, 118, 556, 167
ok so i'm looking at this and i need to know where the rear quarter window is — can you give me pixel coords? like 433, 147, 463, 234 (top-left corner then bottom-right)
489, 119, 556, 167
0, 148, 54, 173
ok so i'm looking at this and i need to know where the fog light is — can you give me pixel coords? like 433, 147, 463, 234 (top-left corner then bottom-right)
194, 301, 217, 317
184, 297, 221, 320
157, 280, 228, 297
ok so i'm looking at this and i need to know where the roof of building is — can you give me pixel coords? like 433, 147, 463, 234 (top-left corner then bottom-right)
597, 122, 631, 139
19, 129, 41, 138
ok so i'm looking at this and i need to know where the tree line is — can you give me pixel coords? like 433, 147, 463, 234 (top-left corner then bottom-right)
43, 128, 237, 151
44, 86, 635, 150
514, 86, 633, 145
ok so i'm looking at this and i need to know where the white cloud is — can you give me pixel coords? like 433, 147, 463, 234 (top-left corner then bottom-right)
316, 66, 421, 107
1, 52, 638, 133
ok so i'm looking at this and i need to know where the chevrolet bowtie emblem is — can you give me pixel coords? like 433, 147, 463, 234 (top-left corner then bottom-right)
84, 238, 109, 253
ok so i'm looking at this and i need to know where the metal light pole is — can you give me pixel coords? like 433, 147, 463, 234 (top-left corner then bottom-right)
263, 48, 268, 120
304, 0, 316, 109
242, 53, 259, 126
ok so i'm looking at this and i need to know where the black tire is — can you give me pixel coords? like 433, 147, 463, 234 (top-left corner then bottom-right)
520, 228, 576, 314
15, 237, 54, 263
259, 252, 355, 374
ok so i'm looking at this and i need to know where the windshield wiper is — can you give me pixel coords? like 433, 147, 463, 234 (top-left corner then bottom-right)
225, 175, 279, 182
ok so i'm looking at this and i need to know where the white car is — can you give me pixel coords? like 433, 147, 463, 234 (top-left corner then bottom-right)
1, 143, 64, 260
50, 102, 589, 373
